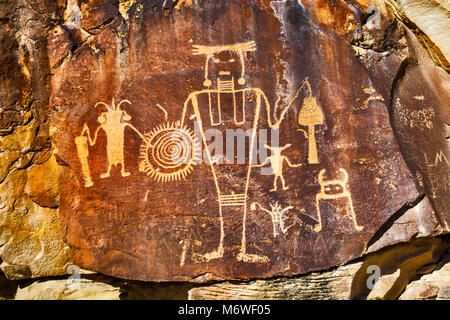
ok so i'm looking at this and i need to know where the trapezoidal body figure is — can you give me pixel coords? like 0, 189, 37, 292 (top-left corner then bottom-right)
180, 41, 279, 263
314, 168, 364, 232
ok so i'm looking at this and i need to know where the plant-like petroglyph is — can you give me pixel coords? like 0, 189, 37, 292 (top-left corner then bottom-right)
75, 99, 144, 187
255, 143, 302, 192
250, 201, 293, 237
314, 168, 364, 232
287, 77, 324, 164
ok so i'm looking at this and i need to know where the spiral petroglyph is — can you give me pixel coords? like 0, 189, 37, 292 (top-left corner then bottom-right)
139, 122, 201, 182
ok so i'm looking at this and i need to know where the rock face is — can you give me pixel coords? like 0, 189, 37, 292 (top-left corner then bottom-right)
385, 0, 450, 70
0, 0, 72, 280
47, 0, 448, 282
390, 29, 450, 230
0, 0, 448, 300
399, 253, 450, 300
189, 236, 449, 300
188, 262, 363, 300
14, 271, 193, 300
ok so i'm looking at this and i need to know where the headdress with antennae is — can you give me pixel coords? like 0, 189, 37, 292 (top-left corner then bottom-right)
95, 98, 131, 111
192, 41, 257, 87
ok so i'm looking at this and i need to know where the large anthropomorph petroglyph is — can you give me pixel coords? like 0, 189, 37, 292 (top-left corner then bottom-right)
48, 1, 441, 282
179, 41, 285, 263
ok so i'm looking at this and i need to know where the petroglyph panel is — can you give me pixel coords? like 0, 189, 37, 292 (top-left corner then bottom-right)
48, 0, 438, 281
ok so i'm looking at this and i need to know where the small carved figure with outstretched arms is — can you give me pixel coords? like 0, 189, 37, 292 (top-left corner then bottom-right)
75, 99, 144, 186
255, 144, 302, 192
314, 168, 364, 232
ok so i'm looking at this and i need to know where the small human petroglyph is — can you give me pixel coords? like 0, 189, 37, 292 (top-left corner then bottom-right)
139, 122, 201, 182
314, 168, 364, 232
250, 201, 293, 237
255, 143, 302, 192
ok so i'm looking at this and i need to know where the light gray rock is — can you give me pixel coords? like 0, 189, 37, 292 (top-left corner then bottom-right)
188, 262, 363, 300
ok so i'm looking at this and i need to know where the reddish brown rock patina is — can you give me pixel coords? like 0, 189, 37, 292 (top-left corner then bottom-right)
49, 0, 446, 281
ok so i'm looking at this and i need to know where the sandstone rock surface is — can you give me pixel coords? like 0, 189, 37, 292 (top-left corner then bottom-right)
0, 0, 448, 300
48, 0, 449, 282
0, 0, 72, 280
385, 0, 450, 70
189, 236, 449, 300
188, 262, 363, 300
14, 270, 193, 300
399, 253, 450, 300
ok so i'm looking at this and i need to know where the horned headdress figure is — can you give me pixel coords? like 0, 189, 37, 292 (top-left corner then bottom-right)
75, 98, 144, 187
314, 168, 364, 232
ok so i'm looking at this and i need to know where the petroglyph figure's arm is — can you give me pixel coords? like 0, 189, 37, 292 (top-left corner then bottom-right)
274, 77, 313, 129
81, 124, 103, 146
282, 206, 294, 213
125, 123, 145, 140
253, 157, 270, 168
251, 202, 273, 217
284, 157, 302, 168
256, 89, 276, 129
180, 94, 196, 128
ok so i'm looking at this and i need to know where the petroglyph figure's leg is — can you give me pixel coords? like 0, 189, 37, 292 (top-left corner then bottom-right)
237, 205, 269, 263
270, 175, 279, 192
100, 168, 111, 179
280, 174, 289, 190
347, 195, 364, 231
120, 162, 131, 177
314, 195, 323, 232
192, 205, 224, 262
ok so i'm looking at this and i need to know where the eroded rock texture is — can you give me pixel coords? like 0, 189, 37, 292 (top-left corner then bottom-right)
48, 0, 448, 282
0, 0, 72, 280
